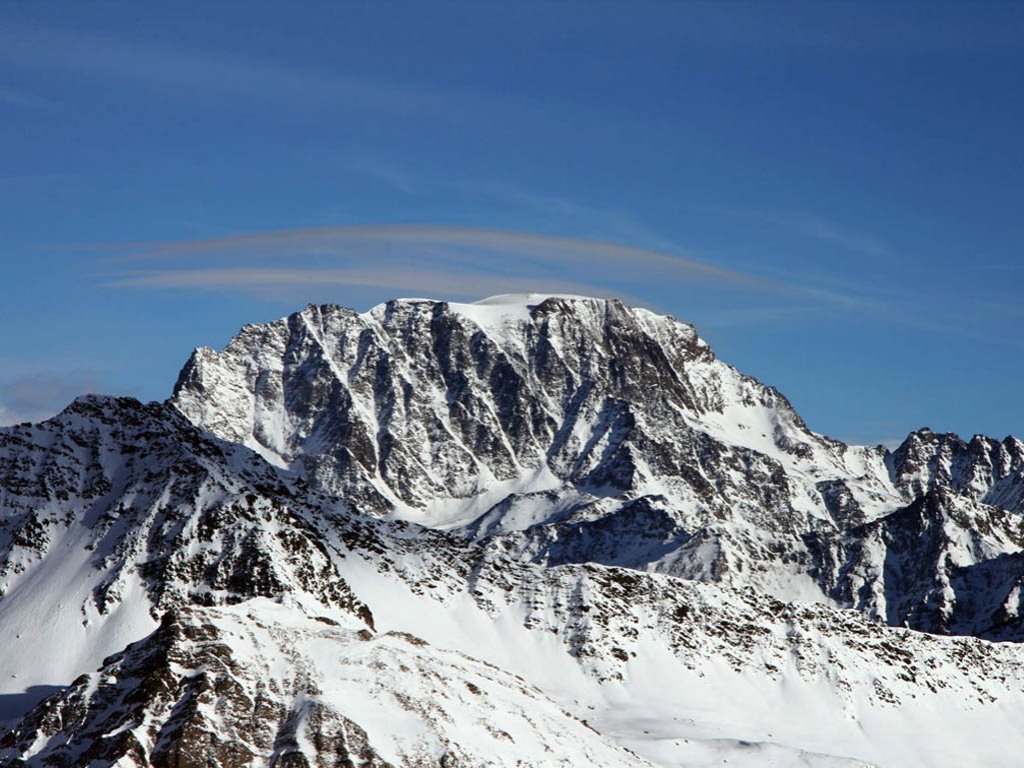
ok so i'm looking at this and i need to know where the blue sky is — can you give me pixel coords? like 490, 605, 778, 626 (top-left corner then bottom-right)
1, 2, 1023, 445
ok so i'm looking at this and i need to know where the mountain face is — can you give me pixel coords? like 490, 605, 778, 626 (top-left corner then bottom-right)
3, 294, 1024, 767
171, 295, 1024, 638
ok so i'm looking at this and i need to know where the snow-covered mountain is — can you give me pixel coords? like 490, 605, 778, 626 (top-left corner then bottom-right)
3, 294, 1024, 766
173, 295, 1024, 636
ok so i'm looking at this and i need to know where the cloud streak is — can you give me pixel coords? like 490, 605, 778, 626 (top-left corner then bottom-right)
0, 85, 57, 110
0, 21, 500, 118
723, 208, 895, 259
0, 22, 440, 114
0, 370, 105, 426
783, 213, 894, 259
334, 155, 686, 253
107, 266, 628, 304
98, 224, 877, 312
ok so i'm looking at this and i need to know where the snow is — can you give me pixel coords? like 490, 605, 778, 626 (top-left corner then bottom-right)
403, 463, 565, 530
0, 520, 158, 726
337, 548, 1024, 767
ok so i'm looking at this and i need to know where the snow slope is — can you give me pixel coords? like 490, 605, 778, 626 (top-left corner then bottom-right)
1, 599, 648, 767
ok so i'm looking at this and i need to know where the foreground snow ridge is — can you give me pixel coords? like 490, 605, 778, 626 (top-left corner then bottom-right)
3, 294, 1024, 767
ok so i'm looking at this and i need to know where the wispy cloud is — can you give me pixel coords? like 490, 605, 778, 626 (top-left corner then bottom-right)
0, 21, 544, 123
335, 155, 684, 252
96, 224, 878, 313
0, 370, 104, 425
726, 208, 895, 259
0, 404, 23, 427
0, 85, 57, 110
0, 22, 485, 117
108, 266, 629, 303
604, 3, 1024, 54
777, 212, 893, 259
699, 305, 819, 329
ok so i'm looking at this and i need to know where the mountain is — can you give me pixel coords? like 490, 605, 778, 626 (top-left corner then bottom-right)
172, 295, 1024, 636
3, 293, 1024, 767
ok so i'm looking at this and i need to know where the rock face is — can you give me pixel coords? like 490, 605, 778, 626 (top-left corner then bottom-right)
172, 295, 1024, 638
4, 294, 1024, 767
